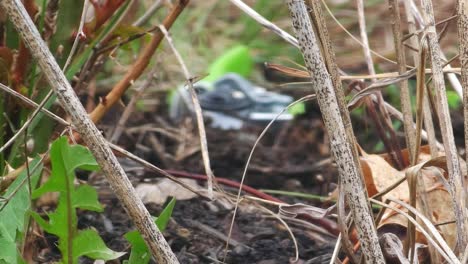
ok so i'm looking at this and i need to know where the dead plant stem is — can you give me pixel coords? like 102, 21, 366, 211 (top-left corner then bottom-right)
0, 0, 179, 262
287, 1, 384, 262
421, 0, 468, 253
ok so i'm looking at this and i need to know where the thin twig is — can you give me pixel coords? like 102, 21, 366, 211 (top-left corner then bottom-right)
158, 25, 215, 199
62, 0, 90, 71
356, 0, 404, 169
109, 65, 158, 143
0, 0, 179, 262
229, 0, 299, 48
0, 91, 54, 154
224, 95, 316, 261
409, 0, 463, 98
133, 0, 162, 27
404, 0, 439, 157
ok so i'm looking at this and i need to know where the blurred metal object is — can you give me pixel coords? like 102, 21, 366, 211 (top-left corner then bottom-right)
170, 73, 293, 130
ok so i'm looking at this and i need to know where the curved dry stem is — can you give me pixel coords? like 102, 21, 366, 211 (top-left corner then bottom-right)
370, 198, 459, 264
386, 198, 460, 263
0, 0, 179, 262
224, 94, 316, 261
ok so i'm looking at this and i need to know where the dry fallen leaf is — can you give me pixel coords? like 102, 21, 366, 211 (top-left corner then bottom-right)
330, 146, 458, 251
135, 178, 199, 204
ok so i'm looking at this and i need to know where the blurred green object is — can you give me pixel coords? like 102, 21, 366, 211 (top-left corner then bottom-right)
446, 90, 461, 109
169, 45, 305, 116
167, 45, 253, 104
288, 102, 305, 115
203, 45, 253, 83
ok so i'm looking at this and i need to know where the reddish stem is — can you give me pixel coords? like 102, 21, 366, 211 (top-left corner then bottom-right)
165, 169, 340, 237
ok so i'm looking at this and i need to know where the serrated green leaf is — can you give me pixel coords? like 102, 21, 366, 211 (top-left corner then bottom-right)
0, 157, 43, 264
124, 198, 176, 264
32, 137, 98, 198
29, 137, 107, 264
72, 185, 103, 212
73, 229, 125, 261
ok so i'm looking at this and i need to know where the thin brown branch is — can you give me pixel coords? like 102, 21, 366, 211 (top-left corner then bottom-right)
356, 0, 405, 169
89, 0, 190, 124
404, 1, 439, 157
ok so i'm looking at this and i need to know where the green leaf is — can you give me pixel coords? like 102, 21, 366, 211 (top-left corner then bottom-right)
204, 45, 253, 83
155, 198, 176, 232
73, 229, 125, 261
30, 137, 109, 263
72, 185, 103, 212
124, 198, 176, 264
446, 90, 461, 109
0, 157, 43, 264
32, 137, 99, 198
123, 230, 150, 264
288, 102, 305, 116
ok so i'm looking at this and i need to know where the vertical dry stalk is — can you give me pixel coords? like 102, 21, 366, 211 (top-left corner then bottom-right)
0, 0, 179, 262
356, 0, 404, 169
403, 1, 438, 157
158, 25, 215, 199
458, 0, 468, 187
287, 1, 384, 263
306, 2, 362, 261
387, 0, 416, 163
420, 0, 468, 253
403, 3, 439, 261
356, 0, 376, 80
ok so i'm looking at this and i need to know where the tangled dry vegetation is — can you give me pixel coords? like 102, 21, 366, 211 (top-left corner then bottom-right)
0, 0, 468, 263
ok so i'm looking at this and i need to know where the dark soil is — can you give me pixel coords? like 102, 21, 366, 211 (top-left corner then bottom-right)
34, 101, 343, 263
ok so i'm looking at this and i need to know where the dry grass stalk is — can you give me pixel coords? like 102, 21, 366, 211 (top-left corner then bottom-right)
356, 0, 404, 169
402, 3, 439, 261
420, 0, 468, 253
404, 1, 439, 157
158, 25, 215, 199
305, 1, 362, 261
458, 0, 468, 190
388, 0, 416, 164
0, 0, 179, 262
287, 1, 384, 262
